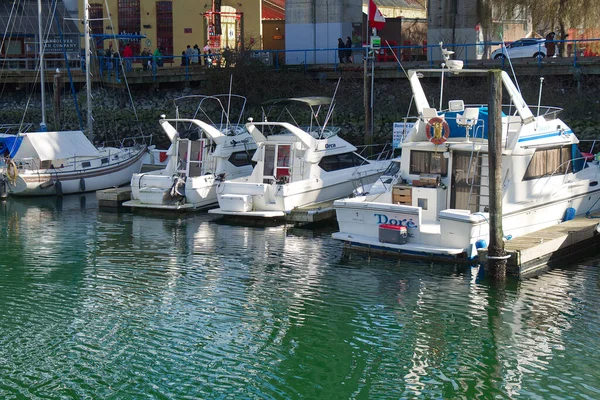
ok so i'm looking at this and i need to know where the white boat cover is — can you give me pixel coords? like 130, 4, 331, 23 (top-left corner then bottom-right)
16, 131, 101, 161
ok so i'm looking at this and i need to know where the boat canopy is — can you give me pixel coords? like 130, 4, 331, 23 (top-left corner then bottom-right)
261, 97, 332, 107
15, 131, 101, 161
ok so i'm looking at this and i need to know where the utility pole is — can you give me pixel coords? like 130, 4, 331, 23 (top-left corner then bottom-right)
487, 70, 507, 280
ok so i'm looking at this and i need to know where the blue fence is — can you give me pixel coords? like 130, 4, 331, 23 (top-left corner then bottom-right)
8, 37, 598, 82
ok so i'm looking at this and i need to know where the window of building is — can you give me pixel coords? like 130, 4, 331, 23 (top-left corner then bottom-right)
156, 1, 173, 57
524, 146, 572, 180
89, 3, 103, 36
319, 153, 367, 172
118, 0, 141, 54
409, 150, 448, 176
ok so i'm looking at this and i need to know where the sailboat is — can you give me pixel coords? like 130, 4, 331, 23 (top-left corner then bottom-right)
0, 0, 147, 197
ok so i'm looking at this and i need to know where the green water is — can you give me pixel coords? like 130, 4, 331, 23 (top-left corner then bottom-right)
1, 194, 599, 399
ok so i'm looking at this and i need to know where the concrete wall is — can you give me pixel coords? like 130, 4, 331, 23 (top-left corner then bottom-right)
285, 0, 362, 64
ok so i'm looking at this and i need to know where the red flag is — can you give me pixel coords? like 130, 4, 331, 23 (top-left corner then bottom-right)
369, 0, 386, 30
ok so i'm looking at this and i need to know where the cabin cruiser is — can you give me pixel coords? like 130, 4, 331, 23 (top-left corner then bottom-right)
124, 95, 256, 211
332, 46, 600, 260
209, 97, 392, 219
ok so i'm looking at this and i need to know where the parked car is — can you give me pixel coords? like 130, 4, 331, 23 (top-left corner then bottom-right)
491, 38, 547, 59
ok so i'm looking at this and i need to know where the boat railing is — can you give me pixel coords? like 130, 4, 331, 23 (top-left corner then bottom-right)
99, 134, 152, 150
0, 123, 34, 135
304, 126, 341, 139
577, 139, 600, 155
355, 143, 395, 161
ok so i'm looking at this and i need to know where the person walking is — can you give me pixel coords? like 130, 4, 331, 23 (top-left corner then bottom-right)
122, 43, 133, 72
337, 38, 345, 63
345, 36, 353, 63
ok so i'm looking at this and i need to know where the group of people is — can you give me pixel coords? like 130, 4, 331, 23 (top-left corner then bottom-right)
337, 37, 353, 63
180, 43, 222, 67
181, 44, 201, 66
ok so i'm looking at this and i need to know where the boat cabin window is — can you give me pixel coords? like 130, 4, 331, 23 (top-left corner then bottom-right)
81, 161, 91, 169
318, 152, 367, 172
228, 150, 256, 167
101, 158, 109, 165
524, 146, 572, 180
409, 150, 448, 177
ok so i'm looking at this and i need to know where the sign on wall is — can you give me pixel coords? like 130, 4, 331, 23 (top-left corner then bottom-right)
44, 35, 79, 53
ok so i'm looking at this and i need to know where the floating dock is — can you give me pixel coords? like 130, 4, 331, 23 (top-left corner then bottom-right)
479, 215, 600, 276
96, 187, 132, 209
210, 201, 336, 226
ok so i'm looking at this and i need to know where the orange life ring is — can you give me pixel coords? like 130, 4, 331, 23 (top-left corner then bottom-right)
425, 117, 450, 145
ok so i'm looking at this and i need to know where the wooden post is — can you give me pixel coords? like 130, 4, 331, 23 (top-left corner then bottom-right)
487, 70, 507, 279
53, 71, 62, 131
363, 50, 372, 147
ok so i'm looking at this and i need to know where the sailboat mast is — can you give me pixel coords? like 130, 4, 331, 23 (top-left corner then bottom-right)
84, 0, 93, 139
38, 0, 46, 130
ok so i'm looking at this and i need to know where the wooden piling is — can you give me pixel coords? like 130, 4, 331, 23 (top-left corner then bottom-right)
363, 53, 372, 147
53, 71, 62, 131
487, 70, 507, 279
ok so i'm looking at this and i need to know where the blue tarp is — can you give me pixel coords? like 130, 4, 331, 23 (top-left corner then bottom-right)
0, 136, 23, 158
444, 107, 505, 140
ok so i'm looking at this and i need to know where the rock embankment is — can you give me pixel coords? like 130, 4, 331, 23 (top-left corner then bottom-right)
1, 70, 599, 149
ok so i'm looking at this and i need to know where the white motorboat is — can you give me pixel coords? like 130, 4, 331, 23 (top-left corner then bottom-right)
209, 96, 392, 219
0, 1, 147, 197
333, 47, 600, 260
124, 95, 257, 211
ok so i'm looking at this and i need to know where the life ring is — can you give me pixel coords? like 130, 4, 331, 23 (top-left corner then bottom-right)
6, 159, 18, 185
425, 117, 450, 145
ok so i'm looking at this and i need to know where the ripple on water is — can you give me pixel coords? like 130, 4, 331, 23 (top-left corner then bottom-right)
1, 204, 600, 398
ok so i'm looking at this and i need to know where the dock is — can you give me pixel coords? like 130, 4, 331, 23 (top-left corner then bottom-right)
96, 187, 132, 209
210, 201, 337, 226
479, 215, 600, 276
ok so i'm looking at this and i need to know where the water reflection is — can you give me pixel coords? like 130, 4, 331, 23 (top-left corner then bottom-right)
0, 198, 598, 398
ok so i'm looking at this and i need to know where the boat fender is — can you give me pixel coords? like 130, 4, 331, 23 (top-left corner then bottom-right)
39, 180, 56, 189
55, 180, 63, 196
425, 117, 450, 145
79, 177, 86, 192
6, 159, 18, 185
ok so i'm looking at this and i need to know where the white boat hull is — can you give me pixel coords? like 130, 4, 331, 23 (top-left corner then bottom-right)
334, 182, 600, 259
211, 165, 386, 218
9, 147, 146, 196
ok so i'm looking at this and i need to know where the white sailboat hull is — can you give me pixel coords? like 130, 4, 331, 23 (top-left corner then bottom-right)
9, 146, 146, 196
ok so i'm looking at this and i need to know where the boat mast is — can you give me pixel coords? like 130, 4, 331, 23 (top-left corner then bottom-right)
37, 0, 46, 131
84, 0, 93, 140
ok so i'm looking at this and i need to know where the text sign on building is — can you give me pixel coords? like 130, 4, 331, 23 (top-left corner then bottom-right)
393, 122, 415, 148
44, 35, 79, 53
184, 28, 192, 34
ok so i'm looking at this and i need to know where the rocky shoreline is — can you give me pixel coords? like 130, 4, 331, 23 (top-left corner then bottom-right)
2, 70, 599, 150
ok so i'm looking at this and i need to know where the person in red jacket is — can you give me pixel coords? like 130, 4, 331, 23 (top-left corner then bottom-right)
122, 43, 133, 72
